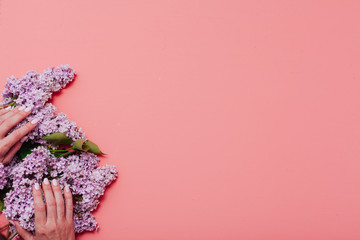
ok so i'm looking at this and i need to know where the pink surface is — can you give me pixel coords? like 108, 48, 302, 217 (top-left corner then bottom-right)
0, 0, 360, 239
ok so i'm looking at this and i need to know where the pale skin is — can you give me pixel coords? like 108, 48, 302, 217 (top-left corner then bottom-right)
11, 179, 76, 240
0, 105, 38, 164
0, 106, 76, 240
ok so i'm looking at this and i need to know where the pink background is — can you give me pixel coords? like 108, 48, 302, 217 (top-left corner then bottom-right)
0, 0, 360, 239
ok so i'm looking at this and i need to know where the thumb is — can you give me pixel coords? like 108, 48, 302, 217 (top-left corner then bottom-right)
9, 220, 34, 240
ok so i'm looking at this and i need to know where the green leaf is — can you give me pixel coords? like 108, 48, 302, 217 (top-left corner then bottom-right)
73, 194, 83, 202
0, 187, 11, 213
53, 151, 65, 157
17, 142, 41, 159
54, 150, 76, 158
8, 101, 16, 107
60, 151, 76, 157
42, 132, 73, 145
84, 140, 106, 155
0, 200, 4, 212
73, 138, 89, 151
73, 139, 105, 155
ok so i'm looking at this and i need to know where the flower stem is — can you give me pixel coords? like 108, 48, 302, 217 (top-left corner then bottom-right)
0, 223, 10, 231
49, 147, 74, 152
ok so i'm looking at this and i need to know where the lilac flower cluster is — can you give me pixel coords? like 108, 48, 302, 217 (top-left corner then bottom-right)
1, 65, 86, 144
0, 65, 117, 234
0, 163, 6, 190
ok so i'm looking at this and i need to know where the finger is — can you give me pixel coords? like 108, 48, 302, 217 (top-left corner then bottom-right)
10, 220, 34, 240
33, 182, 46, 226
51, 179, 65, 220
0, 107, 11, 116
0, 106, 18, 125
0, 105, 22, 123
0, 119, 38, 153
0, 105, 16, 115
1, 141, 22, 164
0, 105, 32, 138
64, 184, 73, 221
42, 178, 57, 223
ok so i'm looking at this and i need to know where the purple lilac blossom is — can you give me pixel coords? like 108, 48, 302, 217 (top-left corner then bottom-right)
1, 65, 76, 112
0, 65, 117, 234
0, 163, 6, 189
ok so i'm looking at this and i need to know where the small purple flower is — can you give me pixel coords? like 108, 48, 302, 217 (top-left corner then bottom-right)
0, 163, 7, 190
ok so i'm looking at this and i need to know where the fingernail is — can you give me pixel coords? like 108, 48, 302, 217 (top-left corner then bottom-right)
35, 182, 40, 190
65, 184, 70, 193
9, 220, 14, 225
24, 106, 32, 112
20, 136, 27, 143
52, 179, 58, 186
5, 106, 11, 110
18, 106, 26, 111
31, 118, 39, 124
44, 178, 49, 185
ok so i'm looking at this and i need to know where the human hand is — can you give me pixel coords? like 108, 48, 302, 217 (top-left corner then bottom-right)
0, 105, 38, 164
10, 178, 76, 240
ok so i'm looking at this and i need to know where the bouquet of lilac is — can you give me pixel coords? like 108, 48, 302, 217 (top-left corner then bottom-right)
0, 65, 117, 234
